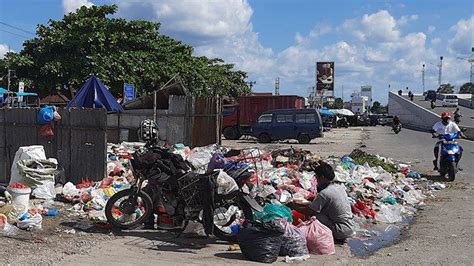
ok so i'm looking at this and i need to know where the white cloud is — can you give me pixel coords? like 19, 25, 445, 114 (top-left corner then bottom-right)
428, 25, 436, 33
63, 0, 94, 13
431, 37, 441, 45
0, 44, 10, 59
116, 0, 253, 44
359, 10, 400, 42
398, 14, 418, 26
448, 16, 474, 55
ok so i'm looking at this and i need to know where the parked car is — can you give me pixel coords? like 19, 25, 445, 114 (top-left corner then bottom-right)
378, 115, 394, 126
442, 95, 458, 107
251, 108, 323, 144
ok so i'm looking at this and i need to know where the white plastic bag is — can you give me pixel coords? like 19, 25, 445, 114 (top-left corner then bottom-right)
32, 181, 56, 200
216, 170, 238, 195
10, 146, 46, 185
63, 182, 80, 197
17, 213, 43, 230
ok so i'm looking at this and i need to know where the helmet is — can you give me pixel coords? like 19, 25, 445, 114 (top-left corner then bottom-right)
138, 119, 159, 143
441, 112, 451, 119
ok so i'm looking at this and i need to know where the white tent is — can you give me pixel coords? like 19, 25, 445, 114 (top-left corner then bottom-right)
330, 109, 355, 116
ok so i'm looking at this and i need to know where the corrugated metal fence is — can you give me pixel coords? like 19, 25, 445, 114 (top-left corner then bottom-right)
0, 108, 107, 184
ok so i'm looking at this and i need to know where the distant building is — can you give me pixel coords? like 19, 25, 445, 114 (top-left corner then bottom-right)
361, 85, 372, 108
350, 92, 368, 114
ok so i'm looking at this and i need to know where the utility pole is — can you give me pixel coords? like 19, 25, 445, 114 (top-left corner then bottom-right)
422, 64, 425, 94
438, 56, 443, 87
457, 47, 474, 83
314, 62, 318, 107
275, 77, 280, 96
7, 69, 12, 91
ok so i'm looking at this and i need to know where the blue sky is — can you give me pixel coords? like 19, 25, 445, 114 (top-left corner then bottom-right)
1, 0, 473, 103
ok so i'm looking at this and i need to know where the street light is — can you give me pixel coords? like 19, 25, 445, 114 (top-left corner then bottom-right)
422, 64, 426, 94
438, 56, 443, 86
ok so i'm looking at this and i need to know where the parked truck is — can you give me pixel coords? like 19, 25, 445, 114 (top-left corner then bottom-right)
222, 95, 305, 139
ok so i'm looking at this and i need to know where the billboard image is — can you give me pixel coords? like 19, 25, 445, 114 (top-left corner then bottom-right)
317, 62, 334, 91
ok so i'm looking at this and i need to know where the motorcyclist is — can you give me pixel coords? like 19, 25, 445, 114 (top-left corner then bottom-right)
454, 108, 462, 124
431, 112, 465, 170
392, 115, 401, 126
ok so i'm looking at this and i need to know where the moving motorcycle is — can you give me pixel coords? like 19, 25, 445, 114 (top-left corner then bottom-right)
337, 116, 349, 128
435, 132, 462, 181
392, 123, 402, 134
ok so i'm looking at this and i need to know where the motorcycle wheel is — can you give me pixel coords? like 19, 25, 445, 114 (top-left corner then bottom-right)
212, 197, 253, 242
105, 188, 154, 229
448, 161, 456, 181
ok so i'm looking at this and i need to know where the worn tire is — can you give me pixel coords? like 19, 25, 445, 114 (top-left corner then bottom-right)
448, 161, 456, 181
258, 133, 271, 143
297, 134, 311, 144
223, 127, 241, 140
105, 189, 154, 230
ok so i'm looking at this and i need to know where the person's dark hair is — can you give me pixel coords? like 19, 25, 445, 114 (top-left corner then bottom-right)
313, 161, 335, 181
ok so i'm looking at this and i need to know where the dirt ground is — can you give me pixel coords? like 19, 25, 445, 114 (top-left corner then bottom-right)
1, 127, 472, 265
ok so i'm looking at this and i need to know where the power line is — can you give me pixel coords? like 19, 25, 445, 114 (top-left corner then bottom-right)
0, 28, 31, 39
0, 21, 35, 35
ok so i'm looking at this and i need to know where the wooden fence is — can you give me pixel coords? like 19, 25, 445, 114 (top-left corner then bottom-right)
0, 108, 107, 184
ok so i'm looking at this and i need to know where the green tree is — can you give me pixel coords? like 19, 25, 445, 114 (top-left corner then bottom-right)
334, 97, 344, 109
437, 83, 454, 94
0, 5, 250, 97
459, 82, 474, 94
370, 101, 382, 114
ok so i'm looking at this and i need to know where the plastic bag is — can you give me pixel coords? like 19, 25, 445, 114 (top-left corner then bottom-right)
238, 221, 284, 263
9, 146, 46, 185
298, 217, 335, 255
63, 182, 80, 197
279, 219, 309, 257
32, 181, 56, 200
17, 213, 42, 230
254, 204, 293, 223
36, 106, 55, 125
216, 170, 238, 195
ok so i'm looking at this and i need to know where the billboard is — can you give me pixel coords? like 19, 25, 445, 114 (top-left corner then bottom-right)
317, 62, 334, 91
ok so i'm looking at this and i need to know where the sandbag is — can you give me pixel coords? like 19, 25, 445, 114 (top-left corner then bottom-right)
9, 146, 46, 185
279, 219, 309, 257
298, 216, 335, 255
238, 221, 284, 263
16, 159, 58, 188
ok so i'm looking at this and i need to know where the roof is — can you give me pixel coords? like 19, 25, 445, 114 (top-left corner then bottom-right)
262, 108, 317, 114
67, 76, 123, 113
41, 91, 70, 105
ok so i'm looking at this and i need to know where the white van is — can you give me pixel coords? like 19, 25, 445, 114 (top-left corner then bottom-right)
442, 95, 458, 107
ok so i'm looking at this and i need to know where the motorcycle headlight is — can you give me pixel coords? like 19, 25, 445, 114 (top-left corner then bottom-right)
447, 150, 456, 155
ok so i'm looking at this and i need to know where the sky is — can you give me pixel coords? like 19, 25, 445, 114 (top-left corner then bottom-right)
0, 0, 473, 103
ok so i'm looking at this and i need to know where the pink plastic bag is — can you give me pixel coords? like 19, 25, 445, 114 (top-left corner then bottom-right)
298, 216, 335, 255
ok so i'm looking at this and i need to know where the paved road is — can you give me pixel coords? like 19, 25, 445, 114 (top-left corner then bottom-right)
359, 126, 473, 264
406, 95, 474, 127
60, 127, 473, 265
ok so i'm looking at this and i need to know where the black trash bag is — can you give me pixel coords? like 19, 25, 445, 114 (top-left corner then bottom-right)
279, 220, 309, 257
237, 221, 284, 263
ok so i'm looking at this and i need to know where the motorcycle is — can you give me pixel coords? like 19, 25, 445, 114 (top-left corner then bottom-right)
392, 123, 402, 134
430, 100, 436, 109
337, 117, 349, 128
454, 114, 462, 124
104, 146, 262, 241
435, 132, 462, 181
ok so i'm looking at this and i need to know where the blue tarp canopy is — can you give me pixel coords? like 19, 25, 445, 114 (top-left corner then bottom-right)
67, 76, 123, 113
0, 87, 8, 95
16, 92, 38, 97
319, 107, 335, 117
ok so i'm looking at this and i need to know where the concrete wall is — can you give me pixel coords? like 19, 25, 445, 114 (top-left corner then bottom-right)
389, 92, 474, 140
458, 98, 474, 109
388, 92, 440, 132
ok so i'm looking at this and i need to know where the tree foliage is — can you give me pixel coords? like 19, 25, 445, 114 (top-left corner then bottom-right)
459, 82, 474, 94
370, 101, 382, 114
334, 97, 344, 109
0, 5, 250, 97
437, 83, 454, 94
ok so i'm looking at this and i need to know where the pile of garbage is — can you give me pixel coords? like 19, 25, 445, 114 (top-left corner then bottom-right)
1, 142, 445, 262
